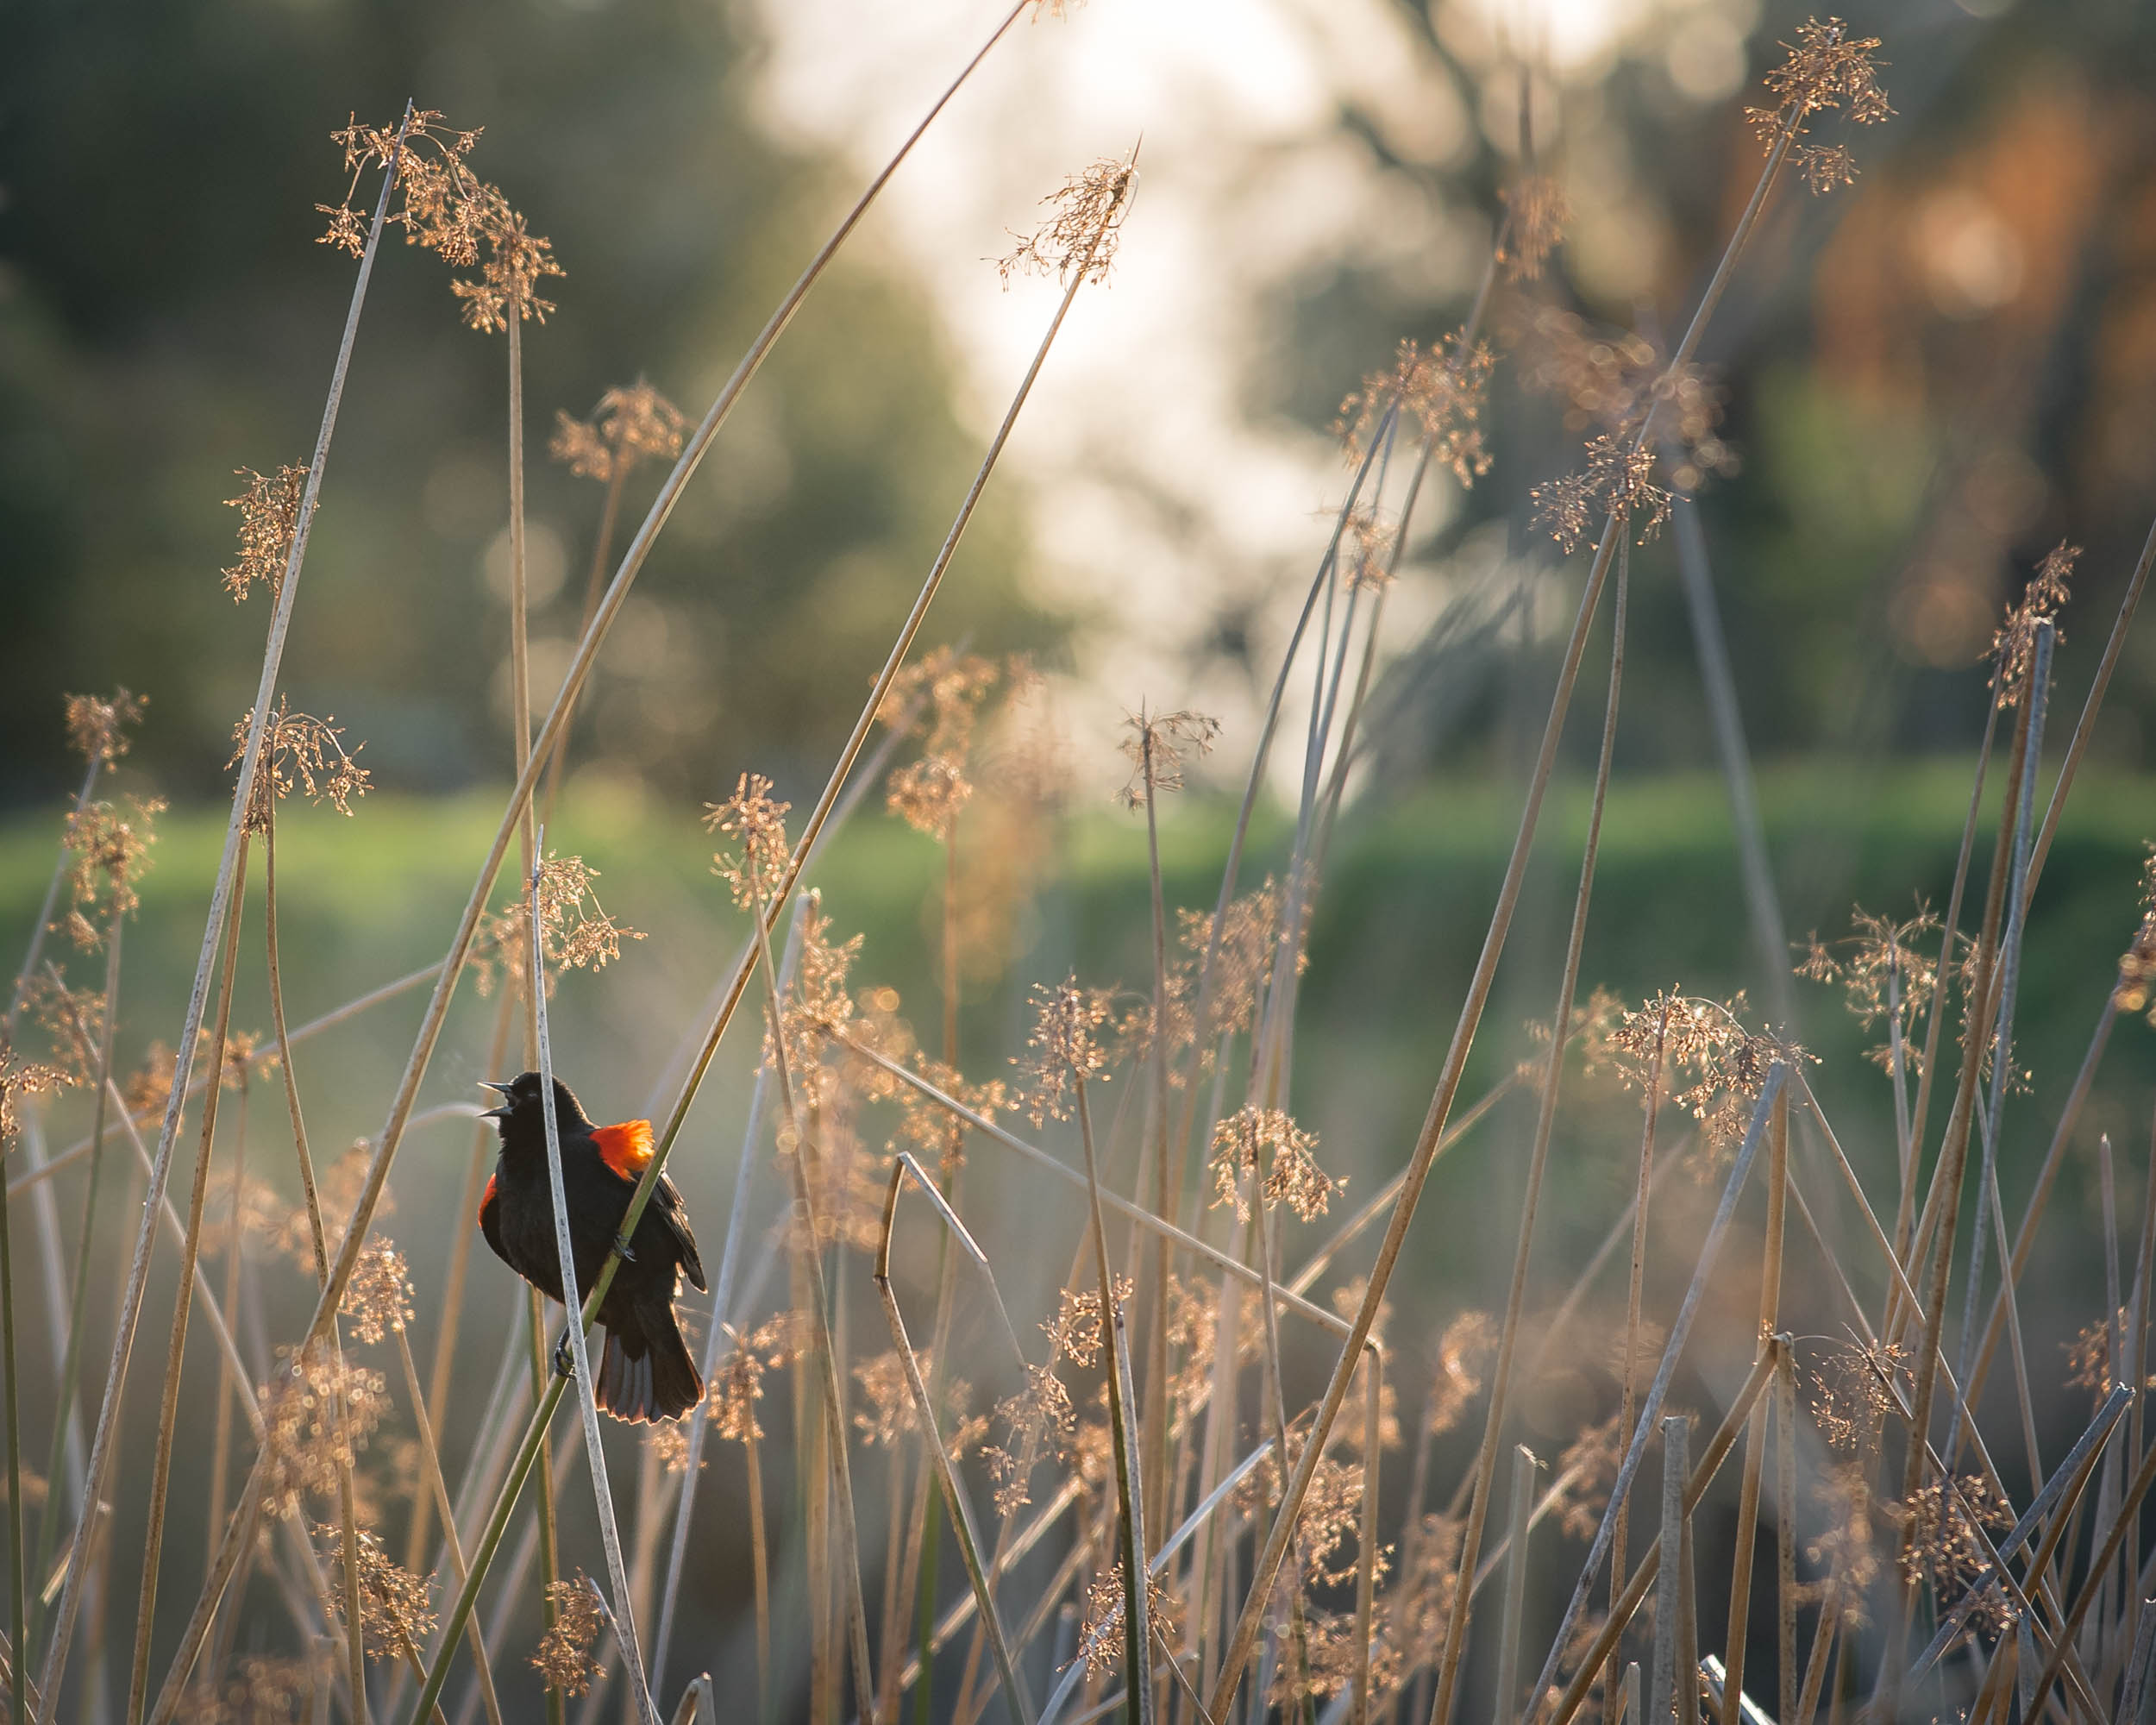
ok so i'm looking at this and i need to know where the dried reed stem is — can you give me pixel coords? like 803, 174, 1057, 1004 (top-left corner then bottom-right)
25, 916, 122, 1658
1542, 1340, 1782, 1725
391, 1328, 505, 1725
405, 991, 513, 1579
1720, 1085, 1787, 1724
1428, 540, 1629, 1725
528, 845, 660, 1725
748, 873, 877, 1722
127, 832, 252, 1725
649, 899, 807, 1699
1491, 1446, 1539, 1725
1608, 997, 1670, 1714
2021, 509, 2156, 907
874, 1160, 1036, 1725
1526, 1068, 1788, 1714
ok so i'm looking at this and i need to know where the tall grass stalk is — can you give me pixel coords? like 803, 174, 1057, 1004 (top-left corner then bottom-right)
388, 1325, 505, 1725
1525, 1065, 1786, 1709
1718, 1083, 1786, 1725
1951, 623, 2054, 1436
527, 845, 660, 1725
1875, 635, 2047, 1718
648, 896, 807, 1699
126, 833, 252, 1725
874, 1159, 1036, 1725
405, 992, 515, 1580
1541, 1340, 1783, 1725
26, 917, 122, 1659
1426, 539, 1628, 1725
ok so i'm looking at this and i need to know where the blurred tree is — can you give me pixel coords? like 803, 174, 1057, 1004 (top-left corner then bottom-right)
1253, 0, 2156, 784
0, 0, 1057, 807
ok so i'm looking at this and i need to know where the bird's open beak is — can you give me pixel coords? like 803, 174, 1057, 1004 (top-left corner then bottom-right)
477, 1080, 513, 1120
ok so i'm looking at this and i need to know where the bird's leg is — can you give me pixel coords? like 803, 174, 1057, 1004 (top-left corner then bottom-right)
553, 1326, 576, 1380
611, 1233, 637, 1263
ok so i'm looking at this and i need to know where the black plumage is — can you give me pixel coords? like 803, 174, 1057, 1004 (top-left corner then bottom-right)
476, 1072, 706, 1423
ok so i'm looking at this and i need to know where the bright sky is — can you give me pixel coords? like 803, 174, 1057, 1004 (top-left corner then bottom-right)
749, 0, 1752, 794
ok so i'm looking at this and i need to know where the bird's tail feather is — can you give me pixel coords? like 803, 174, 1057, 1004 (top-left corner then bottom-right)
594, 1306, 702, 1423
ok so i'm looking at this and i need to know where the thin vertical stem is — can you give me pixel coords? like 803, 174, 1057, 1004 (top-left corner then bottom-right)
1075, 1077, 1150, 1725
127, 834, 252, 1725
26, 913, 122, 1659
1720, 1085, 1787, 1723
1650, 1418, 1689, 1725
528, 847, 659, 1725
1426, 541, 1630, 1725
1492, 1447, 1539, 1725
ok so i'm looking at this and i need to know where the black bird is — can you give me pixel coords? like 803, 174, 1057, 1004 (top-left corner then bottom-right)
476, 1072, 706, 1422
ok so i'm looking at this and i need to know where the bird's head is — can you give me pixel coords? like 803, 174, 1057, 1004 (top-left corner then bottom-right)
477, 1071, 594, 1145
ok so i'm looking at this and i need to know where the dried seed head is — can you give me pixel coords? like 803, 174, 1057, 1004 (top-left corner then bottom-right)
60, 795, 165, 950
1075, 1563, 1179, 1678
229, 699, 371, 831
1799, 1461, 1881, 1628
1745, 16, 1893, 196
2116, 845, 2156, 1019
532, 1572, 605, 1697
1893, 1475, 2015, 1635
24, 973, 110, 1089
222, 466, 312, 603
1796, 906, 1958, 1076
1428, 1311, 1499, 1436
984, 1364, 1076, 1515
705, 773, 793, 913
177, 1653, 316, 1724
550, 379, 687, 484
320, 114, 562, 328
64, 688, 146, 767
260, 1340, 390, 1516
1990, 540, 2075, 709
1531, 434, 1672, 555
997, 158, 1137, 288
647, 1422, 695, 1475
1499, 173, 1569, 282
1207, 1105, 1338, 1221
877, 647, 1006, 839
341, 1236, 414, 1346
0, 1048, 72, 1143
319, 1523, 437, 1659
1116, 707, 1219, 810
1179, 878, 1293, 1049
2064, 1305, 2149, 1403
1015, 978, 1118, 1124
1043, 1280, 1131, 1370
1606, 991, 1808, 1171
1335, 332, 1495, 480
1808, 1336, 1907, 1457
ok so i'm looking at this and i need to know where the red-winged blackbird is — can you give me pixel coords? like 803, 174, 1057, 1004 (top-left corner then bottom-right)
477, 1072, 706, 1423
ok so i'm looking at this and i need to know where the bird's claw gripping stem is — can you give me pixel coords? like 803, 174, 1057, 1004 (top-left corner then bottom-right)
612, 1233, 637, 1263
553, 1328, 576, 1380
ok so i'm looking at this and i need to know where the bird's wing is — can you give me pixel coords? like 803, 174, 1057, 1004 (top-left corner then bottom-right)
655, 1173, 706, 1291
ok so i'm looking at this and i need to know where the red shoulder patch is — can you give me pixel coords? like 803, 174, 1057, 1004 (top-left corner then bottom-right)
478, 1171, 498, 1226
592, 1120, 656, 1182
